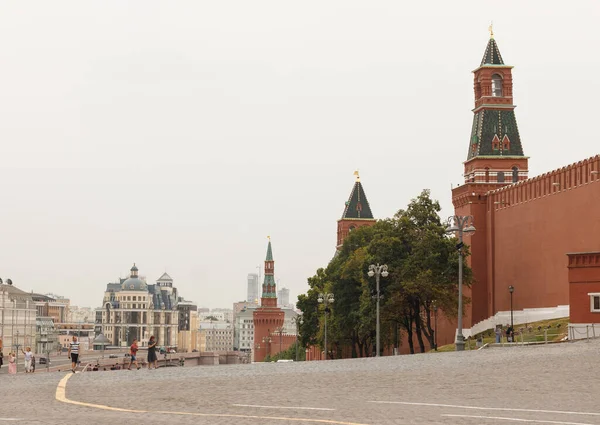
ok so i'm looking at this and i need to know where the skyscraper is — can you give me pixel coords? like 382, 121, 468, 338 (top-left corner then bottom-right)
247, 273, 259, 304
277, 287, 290, 307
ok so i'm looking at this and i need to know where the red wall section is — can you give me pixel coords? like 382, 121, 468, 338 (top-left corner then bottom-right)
488, 158, 600, 314
568, 252, 600, 324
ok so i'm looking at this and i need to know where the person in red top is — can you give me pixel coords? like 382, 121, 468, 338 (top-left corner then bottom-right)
127, 339, 140, 370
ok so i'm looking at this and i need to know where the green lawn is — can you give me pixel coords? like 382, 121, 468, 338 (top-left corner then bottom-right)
434, 317, 569, 353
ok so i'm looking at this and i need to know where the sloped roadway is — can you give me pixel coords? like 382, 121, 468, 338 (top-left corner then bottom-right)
1, 339, 600, 425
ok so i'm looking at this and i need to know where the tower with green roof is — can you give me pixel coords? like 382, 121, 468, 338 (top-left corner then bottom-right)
336, 171, 376, 249
451, 31, 530, 327
261, 237, 277, 306
463, 32, 529, 184
253, 237, 284, 362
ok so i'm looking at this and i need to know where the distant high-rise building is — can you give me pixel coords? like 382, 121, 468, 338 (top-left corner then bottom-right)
247, 273, 259, 304
277, 287, 290, 307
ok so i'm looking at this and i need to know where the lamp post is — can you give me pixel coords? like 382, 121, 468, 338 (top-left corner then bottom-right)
291, 316, 303, 361
445, 215, 476, 351
508, 285, 515, 330
367, 264, 389, 357
433, 300, 438, 351
262, 336, 272, 359
274, 327, 284, 355
14, 330, 21, 371
317, 293, 334, 360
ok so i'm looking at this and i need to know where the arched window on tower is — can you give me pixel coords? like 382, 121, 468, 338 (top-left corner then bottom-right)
491, 74, 503, 97
512, 167, 519, 183
485, 168, 490, 183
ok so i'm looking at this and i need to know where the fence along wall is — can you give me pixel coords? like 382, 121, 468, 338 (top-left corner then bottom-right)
487, 154, 600, 316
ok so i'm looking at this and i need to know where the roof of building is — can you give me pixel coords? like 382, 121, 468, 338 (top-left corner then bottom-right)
341, 180, 374, 220
157, 272, 172, 281
0, 283, 34, 300
480, 37, 504, 66
467, 109, 525, 160
122, 276, 147, 291
31, 293, 56, 302
266, 240, 273, 261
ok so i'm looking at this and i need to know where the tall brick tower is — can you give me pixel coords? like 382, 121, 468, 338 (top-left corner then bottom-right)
336, 171, 376, 249
252, 238, 284, 362
451, 31, 528, 326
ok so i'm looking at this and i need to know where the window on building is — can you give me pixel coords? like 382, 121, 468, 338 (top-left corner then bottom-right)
497, 172, 505, 183
512, 167, 519, 183
590, 294, 600, 312
491, 74, 503, 97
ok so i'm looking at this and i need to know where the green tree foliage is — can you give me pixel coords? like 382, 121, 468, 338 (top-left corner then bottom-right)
265, 342, 306, 362
297, 189, 472, 356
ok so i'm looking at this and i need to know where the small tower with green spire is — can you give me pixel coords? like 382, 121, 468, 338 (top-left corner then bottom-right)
261, 237, 277, 307
253, 236, 285, 362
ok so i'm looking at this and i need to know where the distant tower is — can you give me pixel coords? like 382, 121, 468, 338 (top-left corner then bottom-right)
246, 273, 259, 304
252, 237, 284, 362
277, 287, 290, 307
337, 171, 376, 249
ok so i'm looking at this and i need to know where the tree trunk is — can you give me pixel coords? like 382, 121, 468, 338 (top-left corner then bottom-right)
414, 309, 426, 353
420, 303, 435, 350
401, 316, 415, 354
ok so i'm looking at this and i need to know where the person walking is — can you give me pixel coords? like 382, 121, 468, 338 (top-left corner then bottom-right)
0, 351, 3, 370
31, 354, 35, 373
22, 347, 33, 373
127, 339, 140, 370
68, 335, 80, 373
8, 352, 17, 374
147, 336, 158, 370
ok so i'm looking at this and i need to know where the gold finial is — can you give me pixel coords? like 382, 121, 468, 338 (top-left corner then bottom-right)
353, 170, 360, 182
488, 22, 494, 39
267, 235, 270, 240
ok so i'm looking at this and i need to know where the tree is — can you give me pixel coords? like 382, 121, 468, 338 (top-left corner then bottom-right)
297, 189, 473, 356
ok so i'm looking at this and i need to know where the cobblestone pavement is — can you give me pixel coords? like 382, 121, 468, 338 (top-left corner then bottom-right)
1, 339, 600, 425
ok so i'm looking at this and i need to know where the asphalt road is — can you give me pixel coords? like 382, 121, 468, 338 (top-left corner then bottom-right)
1, 339, 600, 424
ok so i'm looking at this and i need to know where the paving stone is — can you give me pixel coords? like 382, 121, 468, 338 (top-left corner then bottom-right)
1, 339, 600, 424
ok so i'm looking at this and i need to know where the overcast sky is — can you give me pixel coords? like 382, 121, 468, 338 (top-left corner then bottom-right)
0, 1, 598, 310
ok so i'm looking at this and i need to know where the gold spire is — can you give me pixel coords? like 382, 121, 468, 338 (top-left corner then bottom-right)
488, 22, 494, 39
267, 235, 270, 240
353, 170, 360, 182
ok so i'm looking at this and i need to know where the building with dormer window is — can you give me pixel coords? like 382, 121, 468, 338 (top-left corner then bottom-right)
95, 264, 180, 349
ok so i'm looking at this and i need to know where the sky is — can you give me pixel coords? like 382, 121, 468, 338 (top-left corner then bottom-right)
0, 1, 598, 310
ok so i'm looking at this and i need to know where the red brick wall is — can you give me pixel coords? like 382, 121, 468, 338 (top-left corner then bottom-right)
253, 308, 284, 362
488, 156, 600, 314
568, 252, 600, 324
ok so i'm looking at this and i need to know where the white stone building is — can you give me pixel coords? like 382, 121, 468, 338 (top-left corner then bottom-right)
96, 265, 179, 349
198, 322, 234, 352
0, 281, 37, 355
234, 305, 256, 352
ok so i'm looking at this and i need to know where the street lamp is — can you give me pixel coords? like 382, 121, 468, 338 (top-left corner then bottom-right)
367, 264, 389, 357
262, 336, 272, 358
445, 215, 476, 351
317, 293, 334, 360
508, 285, 515, 331
291, 316, 304, 361
432, 300, 438, 351
274, 327, 285, 355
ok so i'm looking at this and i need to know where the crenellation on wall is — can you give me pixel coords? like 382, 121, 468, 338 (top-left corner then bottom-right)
489, 154, 600, 210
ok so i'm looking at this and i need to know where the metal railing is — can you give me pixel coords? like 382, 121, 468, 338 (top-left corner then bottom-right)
568, 324, 598, 341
